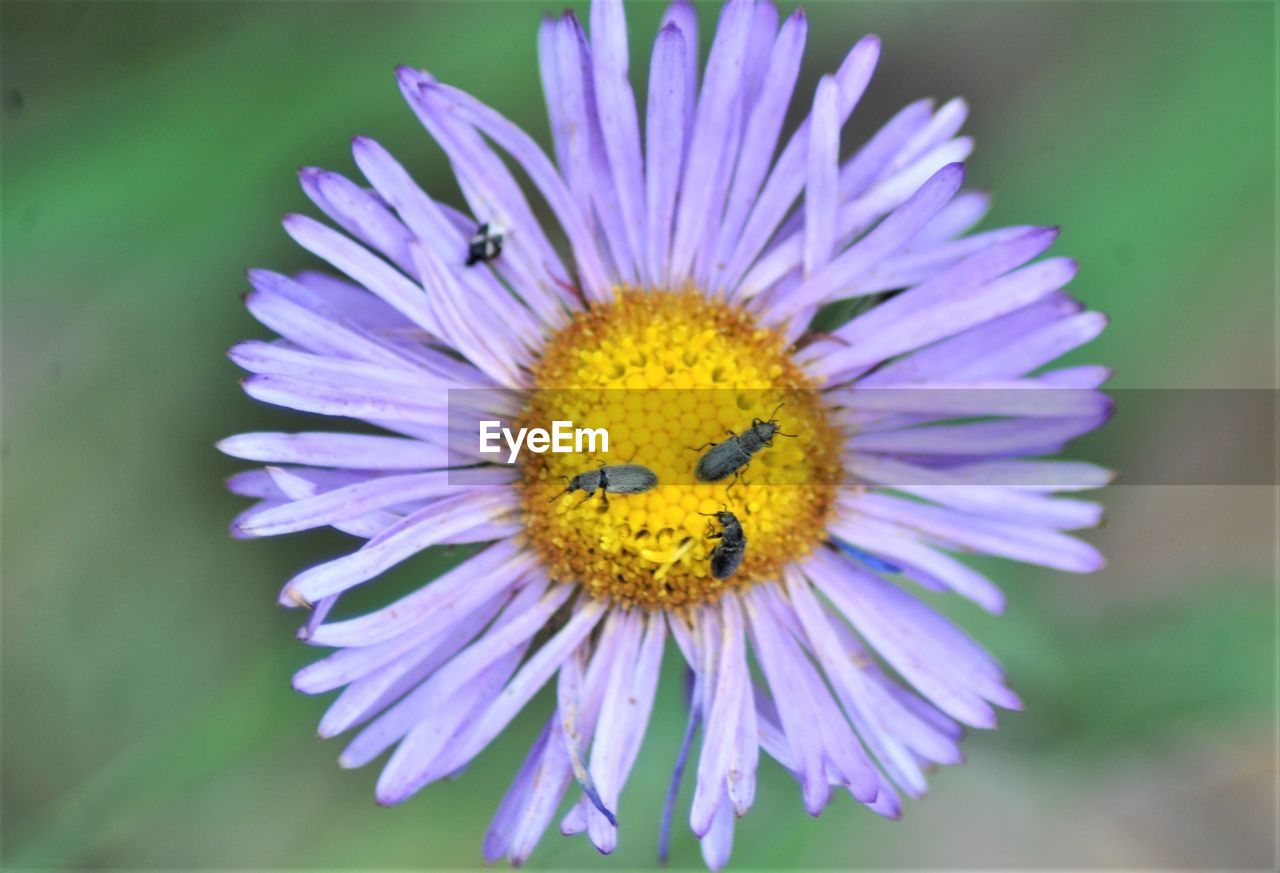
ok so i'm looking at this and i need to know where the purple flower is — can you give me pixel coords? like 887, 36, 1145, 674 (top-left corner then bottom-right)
221, 0, 1109, 868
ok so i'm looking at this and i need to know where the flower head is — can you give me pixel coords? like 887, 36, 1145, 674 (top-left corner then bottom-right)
221, 0, 1109, 867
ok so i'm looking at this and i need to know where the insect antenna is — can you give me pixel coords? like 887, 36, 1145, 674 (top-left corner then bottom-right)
546, 474, 572, 503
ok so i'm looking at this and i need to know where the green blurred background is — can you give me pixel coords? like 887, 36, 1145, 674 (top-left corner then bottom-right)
2, 0, 1275, 868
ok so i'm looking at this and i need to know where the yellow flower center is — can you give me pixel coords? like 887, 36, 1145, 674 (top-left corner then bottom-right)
519, 289, 841, 610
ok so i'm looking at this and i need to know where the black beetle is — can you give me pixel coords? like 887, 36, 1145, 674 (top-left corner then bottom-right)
704, 509, 746, 580
693, 403, 795, 489
548, 463, 659, 508
466, 222, 507, 266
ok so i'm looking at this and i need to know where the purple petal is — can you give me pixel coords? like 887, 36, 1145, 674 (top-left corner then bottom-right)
548, 12, 638, 285
720, 35, 880, 291
264, 466, 401, 541
217, 431, 444, 470
350, 137, 547, 355
784, 566, 929, 795
803, 76, 840, 278
644, 22, 689, 284
307, 537, 531, 646
805, 550, 999, 727
829, 514, 1005, 613
660, 0, 699, 141
711, 9, 807, 289
848, 412, 1108, 459
765, 163, 965, 315
437, 598, 608, 775
280, 490, 516, 605
283, 213, 441, 338
848, 491, 1105, 573
699, 794, 736, 872
301, 168, 415, 275
402, 79, 574, 324
913, 189, 992, 246
237, 469, 513, 537
484, 720, 553, 863
244, 272, 428, 372
318, 590, 512, 737
342, 579, 566, 773
890, 97, 969, 175
669, 0, 754, 282
691, 592, 745, 835
808, 231, 1069, 379
583, 609, 643, 852
742, 586, 828, 815
590, 0, 648, 284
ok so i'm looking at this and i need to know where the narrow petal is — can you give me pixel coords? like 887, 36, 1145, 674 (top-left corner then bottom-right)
645, 22, 688, 284
438, 598, 609, 775
803, 76, 840, 278
350, 136, 546, 356
806, 551, 996, 727
712, 9, 807, 288
244, 272, 426, 372
721, 35, 880, 290
809, 548, 1022, 716
306, 537, 532, 646
848, 413, 1109, 459
829, 515, 1006, 613
743, 587, 828, 815
835, 380, 1111, 420
590, 0, 648, 282
264, 466, 400, 542
283, 213, 441, 338
240, 373, 447, 429
808, 231, 1068, 379
936, 459, 1116, 491
912, 189, 992, 246
660, 0, 699, 141
301, 168, 415, 274
217, 431, 445, 470
700, 793, 736, 871
669, 0, 754, 282
424, 74, 614, 300
318, 591, 512, 738
847, 491, 1105, 573
583, 609, 643, 852
549, 12, 638, 286
484, 720, 553, 863
280, 490, 517, 606
237, 469, 514, 537
691, 592, 745, 835
785, 566, 929, 797
845, 455, 1105, 529
659, 671, 701, 863
342, 579, 567, 772
764, 163, 965, 315
757, 584, 881, 802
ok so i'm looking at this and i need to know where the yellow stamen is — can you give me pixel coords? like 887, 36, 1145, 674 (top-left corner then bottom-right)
646, 537, 698, 581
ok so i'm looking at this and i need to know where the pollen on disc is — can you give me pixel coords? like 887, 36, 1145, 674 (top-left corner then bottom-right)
519, 288, 842, 610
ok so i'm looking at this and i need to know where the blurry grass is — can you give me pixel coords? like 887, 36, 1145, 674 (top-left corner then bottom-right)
2, 0, 1275, 869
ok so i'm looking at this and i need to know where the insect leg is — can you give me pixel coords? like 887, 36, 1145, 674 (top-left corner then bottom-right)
725, 469, 743, 498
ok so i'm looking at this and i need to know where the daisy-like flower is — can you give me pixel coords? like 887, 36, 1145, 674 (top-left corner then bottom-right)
221, 0, 1110, 868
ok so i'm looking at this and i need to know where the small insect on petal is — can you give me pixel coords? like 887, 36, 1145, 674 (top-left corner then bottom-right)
466, 221, 508, 266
